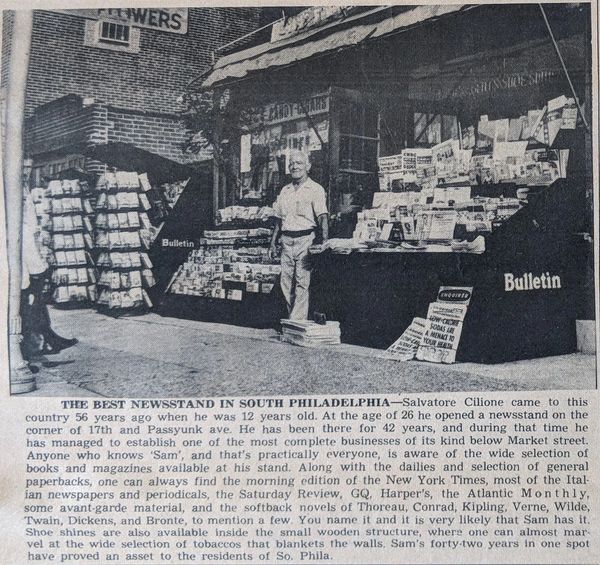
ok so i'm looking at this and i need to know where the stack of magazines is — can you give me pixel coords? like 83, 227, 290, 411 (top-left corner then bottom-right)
280, 319, 341, 347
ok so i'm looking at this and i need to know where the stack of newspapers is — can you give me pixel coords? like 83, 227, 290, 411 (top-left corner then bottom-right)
280, 319, 341, 347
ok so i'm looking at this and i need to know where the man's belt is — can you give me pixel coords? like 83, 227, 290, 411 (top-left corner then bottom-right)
281, 229, 315, 238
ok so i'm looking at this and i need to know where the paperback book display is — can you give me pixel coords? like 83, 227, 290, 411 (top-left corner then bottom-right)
331, 94, 578, 254
215, 205, 275, 226
94, 172, 155, 314
168, 207, 280, 301
31, 180, 96, 305
30, 186, 57, 269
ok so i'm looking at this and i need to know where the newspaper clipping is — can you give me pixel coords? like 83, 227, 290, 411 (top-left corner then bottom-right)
1, 1, 599, 564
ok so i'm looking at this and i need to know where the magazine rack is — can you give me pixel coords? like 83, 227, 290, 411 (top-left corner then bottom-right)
33, 179, 97, 307
155, 209, 285, 329
94, 172, 155, 317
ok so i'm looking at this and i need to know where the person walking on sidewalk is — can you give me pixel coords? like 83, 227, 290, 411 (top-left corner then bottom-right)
268, 150, 328, 320
21, 181, 78, 358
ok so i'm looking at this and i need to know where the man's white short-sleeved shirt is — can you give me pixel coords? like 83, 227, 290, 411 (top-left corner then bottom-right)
273, 177, 328, 232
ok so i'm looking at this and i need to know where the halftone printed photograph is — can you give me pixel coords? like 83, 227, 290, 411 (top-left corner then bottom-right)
3, 4, 596, 398
0, 5, 599, 565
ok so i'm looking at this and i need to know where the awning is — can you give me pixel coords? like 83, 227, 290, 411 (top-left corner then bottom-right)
84, 143, 194, 185
199, 4, 475, 90
51, 167, 96, 183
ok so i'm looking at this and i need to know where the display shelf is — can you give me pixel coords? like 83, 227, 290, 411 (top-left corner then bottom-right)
157, 207, 284, 328
93, 171, 156, 315
32, 179, 96, 307
306, 98, 586, 359
311, 178, 586, 363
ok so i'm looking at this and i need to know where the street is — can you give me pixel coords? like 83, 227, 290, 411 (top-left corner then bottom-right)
20, 307, 596, 397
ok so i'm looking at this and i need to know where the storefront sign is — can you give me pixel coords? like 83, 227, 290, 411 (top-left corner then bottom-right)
262, 94, 329, 126
409, 36, 585, 102
58, 8, 188, 34
161, 238, 195, 248
504, 272, 562, 291
411, 68, 565, 101
422, 70, 560, 101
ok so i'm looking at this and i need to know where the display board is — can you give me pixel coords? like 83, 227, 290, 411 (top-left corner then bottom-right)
147, 169, 213, 302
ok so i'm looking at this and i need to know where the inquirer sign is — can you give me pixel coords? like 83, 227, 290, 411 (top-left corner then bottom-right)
438, 288, 472, 303
58, 8, 188, 35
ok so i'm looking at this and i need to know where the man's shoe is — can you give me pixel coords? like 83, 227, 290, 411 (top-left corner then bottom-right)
46, 329, 78, 350
42, 336, 78, 355
54, 336, 78, 350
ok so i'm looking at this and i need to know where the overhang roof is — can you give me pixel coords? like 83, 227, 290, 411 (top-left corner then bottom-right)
199, 4, 476, 90
84, 143, 194, 185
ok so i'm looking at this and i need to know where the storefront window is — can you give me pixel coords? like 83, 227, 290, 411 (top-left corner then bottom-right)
235, 93, 330, 205
338, 98, 378, 173
414, 113, 459, 146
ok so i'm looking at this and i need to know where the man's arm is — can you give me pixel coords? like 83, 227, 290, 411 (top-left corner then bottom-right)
269, 218, 281, 261
317, 213, 329, 243
312, 184, 328, 243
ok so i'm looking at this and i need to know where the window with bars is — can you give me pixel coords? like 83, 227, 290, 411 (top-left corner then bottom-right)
98, 21, 131, 46
84, 19, 140, 53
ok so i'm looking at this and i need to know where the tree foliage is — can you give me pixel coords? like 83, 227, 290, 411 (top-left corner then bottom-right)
181, 88, 269, 200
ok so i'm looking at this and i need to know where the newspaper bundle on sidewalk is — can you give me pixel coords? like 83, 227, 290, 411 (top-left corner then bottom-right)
280, 319, 341, 346
386, 317, 427, 360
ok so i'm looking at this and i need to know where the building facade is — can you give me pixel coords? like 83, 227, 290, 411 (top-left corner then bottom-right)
1, 8, 275, 181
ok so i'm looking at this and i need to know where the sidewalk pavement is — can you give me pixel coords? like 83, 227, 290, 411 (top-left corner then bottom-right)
20, 307, 596, 397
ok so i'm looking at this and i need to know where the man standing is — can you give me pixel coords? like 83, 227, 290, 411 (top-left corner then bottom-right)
269, 150, 328, 320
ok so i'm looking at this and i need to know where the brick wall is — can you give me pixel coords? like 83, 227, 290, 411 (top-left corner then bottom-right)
1, 11, 15, 91
8, 8, 264, 118
25, 94, 207, 165
2, 7, 268, 164
106, 106, 201, 164
25, 95, 94, 155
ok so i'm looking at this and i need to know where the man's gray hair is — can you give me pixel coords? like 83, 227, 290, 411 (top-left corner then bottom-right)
289, 149, 311, 165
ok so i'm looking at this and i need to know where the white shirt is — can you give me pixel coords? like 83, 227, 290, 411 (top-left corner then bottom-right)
22, 193, 48, 289
273, 177, 328, 232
